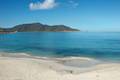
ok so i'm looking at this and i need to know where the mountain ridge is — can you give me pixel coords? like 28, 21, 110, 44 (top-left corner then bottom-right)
0, 23, 80, 33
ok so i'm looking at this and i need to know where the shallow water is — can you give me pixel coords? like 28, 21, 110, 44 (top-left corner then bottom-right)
0, 32, 120, 62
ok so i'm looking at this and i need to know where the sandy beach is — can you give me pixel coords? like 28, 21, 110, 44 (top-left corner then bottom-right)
0, 54, 120, 80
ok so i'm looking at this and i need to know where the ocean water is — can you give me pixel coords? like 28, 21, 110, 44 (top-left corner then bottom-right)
0, 32, 120, 62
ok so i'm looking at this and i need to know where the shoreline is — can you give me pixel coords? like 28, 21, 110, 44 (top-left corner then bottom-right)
0, 52, 120, 80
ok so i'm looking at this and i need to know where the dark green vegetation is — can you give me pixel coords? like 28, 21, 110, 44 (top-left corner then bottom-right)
0, 23, 79, 33
0, 27, 15, 33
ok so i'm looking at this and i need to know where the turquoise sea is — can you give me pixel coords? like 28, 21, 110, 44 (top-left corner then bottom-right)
0, 32, 120, 62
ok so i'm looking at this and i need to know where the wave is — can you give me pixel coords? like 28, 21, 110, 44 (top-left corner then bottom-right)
0, 51, 101, 68
0, 51, 97, 60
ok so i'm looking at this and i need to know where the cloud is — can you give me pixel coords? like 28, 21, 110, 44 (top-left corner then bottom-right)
69, 0, 79, 8
29, 0, 58, 10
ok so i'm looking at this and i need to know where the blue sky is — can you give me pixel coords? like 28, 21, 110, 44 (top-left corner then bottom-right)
0, 0, 120, 32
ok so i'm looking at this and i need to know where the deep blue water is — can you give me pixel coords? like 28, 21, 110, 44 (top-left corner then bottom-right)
0, 32, 120, 61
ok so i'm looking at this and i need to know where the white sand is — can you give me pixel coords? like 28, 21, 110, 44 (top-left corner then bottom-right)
0, 56, 120, 80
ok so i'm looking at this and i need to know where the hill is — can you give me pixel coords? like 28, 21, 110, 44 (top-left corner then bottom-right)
0, 23, 80, 33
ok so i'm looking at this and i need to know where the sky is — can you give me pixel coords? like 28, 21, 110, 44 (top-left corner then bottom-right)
0, 0, 120, 32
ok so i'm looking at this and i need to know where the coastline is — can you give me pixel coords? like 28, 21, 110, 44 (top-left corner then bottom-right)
0, 52, 120, 80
